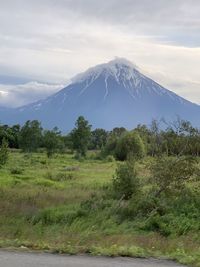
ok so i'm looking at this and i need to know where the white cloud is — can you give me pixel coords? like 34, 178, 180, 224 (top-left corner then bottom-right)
0, 0, 199, 105
0, 82, 64, 107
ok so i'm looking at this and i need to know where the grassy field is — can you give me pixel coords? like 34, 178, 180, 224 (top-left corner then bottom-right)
0, 151, 200, 266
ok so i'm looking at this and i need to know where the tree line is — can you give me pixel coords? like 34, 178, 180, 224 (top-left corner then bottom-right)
1, 116, 200, 160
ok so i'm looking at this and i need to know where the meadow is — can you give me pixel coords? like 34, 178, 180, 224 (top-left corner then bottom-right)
0, 150, 200, 266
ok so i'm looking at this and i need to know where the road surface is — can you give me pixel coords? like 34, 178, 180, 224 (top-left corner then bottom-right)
0, 250, 185, 267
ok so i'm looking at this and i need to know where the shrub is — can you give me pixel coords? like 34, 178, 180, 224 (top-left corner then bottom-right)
87, 151, 103, 160
40, 159, 47, 165
55, 172, 74, 181
150, 156, 199, 197
113, 156, 200, 225
115, 131, 145, 161
102, 135, 118, 157
106, 155, 115, 162
10, 167, 24, 175
112, 160, 140, 200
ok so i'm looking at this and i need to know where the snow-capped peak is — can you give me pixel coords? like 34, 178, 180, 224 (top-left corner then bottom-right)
107, 57, 138, 70
71, 57, 140, 85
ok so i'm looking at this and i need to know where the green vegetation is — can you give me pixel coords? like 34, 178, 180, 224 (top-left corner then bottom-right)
70, 116, 92, 157
0, 151, 200, 266
1, 117, 200, 158
115, 131, 145, 160
0, 117, 200, 266
19, 120, 43, 152
0, 138, 9, 167
112, 160, 139, 200
43, 128, 62, 158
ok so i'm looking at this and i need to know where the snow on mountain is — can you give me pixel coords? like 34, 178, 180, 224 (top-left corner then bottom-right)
70, 57, 190, 105
0, 58, 200, 131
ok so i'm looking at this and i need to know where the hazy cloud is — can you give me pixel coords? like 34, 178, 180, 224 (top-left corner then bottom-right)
0, 82, 64, 107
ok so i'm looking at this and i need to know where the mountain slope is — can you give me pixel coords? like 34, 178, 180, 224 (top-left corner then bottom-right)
1, 58, 200, 131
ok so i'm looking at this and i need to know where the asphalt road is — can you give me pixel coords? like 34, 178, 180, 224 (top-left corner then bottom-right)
0, 250, 185, 267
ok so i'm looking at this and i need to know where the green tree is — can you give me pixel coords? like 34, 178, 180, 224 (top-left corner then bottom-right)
43, 128, 61, 158
110, 127, 127, 138
71, 116, 91, 157
0, 138, 9, 167
10, 124, 21, 148
101, 135, 117, 157
115, 131, 145, 161
149, 119, 163, 156
0, 124, 20, 148
90, 128, 108, 149
19, 120, 43, 152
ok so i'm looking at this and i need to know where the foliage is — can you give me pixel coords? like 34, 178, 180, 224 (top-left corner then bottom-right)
115, 131, 145, 161
121, 158, 200, 242
2, 117, 200, 160
19, 120, 43, 152
0, 124, 20, 148
10, 167, 24, 175
70, 116, 92, 157
112, 160, 140, 200
101, 128, 127, 157
43, 127, 61, 157
110, 127, 127, 137
90, 128, 108, 149
0, 151, 200, 266
150, 156, 199, 197
0, 138, 9, 167
101, 134, 118, 157
106, 155, 115, 162
2, 116, 200, 267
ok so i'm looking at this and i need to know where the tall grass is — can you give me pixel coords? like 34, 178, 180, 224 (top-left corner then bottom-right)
0, 151, 199, 266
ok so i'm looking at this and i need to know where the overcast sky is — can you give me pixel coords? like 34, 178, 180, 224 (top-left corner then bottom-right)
0, 0, 200, 107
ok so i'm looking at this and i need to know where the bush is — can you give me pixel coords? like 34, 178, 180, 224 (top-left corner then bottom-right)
87, 151, 103, 160
102, 136, 118, 157
106, 155, 115, 162
150, 156, 199, 197
40, 159, 47, 165
10, 167, 24, 175
115, 131, 145, 161
113, 156, 200, 231
55, 172, 74, 181
112, 160, 140, 200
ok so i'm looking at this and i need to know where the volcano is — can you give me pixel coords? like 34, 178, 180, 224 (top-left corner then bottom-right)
0, 58, 200, 131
